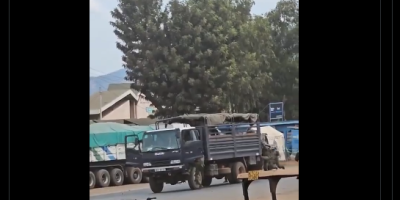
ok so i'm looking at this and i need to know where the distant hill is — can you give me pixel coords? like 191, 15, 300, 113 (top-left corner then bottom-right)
90, 69, 131, 95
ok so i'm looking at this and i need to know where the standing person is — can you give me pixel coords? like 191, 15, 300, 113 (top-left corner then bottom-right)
261, 134, 271, 170
261, 134, 285, 170
246, 124, 257, 134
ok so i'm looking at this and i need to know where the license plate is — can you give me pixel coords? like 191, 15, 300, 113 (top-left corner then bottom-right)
155, 168, 166, 172
248, 170, 259, 180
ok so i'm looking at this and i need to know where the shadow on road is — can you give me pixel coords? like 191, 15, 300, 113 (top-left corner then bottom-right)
160, 182, 238, 194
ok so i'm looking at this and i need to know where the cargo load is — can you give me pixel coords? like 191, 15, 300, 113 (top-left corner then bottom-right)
90, 123, 153, 162
90, 122, 153, 148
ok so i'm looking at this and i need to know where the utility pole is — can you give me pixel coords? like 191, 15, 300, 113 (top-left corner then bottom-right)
99, 87, 103, 119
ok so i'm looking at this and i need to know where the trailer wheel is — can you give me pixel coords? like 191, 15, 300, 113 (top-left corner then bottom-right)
110, 168, 124, 186
188, 166, 202, 190
202, 176, 212, 187
149, 177, 164, 193
95, 169, 111, 187
228, 162, 245, 184
90, 171, 96, 189
125, 167, 142, 184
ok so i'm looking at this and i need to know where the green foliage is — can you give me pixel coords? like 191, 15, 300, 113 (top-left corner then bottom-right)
111, 0, 299, 119
266, 0, 299, 119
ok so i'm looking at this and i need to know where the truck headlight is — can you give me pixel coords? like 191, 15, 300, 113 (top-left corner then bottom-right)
170, 160, 181, 164
143, 162, 152, 167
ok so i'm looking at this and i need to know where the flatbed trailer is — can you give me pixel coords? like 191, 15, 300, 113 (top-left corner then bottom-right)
90, 122, 154, 189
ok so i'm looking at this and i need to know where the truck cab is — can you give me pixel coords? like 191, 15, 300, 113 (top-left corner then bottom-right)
125, 127, 204, 193
141, 127, 203, 173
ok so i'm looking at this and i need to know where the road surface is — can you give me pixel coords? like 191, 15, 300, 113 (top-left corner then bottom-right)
91, 177, 298, 200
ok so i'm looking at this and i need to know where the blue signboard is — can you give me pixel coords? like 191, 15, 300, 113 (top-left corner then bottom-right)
146, 107, 156, 114
269, 102, 284, 121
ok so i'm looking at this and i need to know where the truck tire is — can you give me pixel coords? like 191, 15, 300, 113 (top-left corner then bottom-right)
110, 168, 124, 186
141, 176, 149, 183
228, 162, 245, 184
125, 167, 142, 184
95, 169, 111, 187
188, 166, 202, 190
149, 177, 164, 193
202, 176, 212, 187
90, 171, 96, 189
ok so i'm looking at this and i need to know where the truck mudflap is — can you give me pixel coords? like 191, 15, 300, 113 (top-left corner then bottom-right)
205, 164, 219, 176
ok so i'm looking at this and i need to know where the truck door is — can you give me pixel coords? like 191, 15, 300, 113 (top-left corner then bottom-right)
124, 135, 142, 168
181, 129, 204, 164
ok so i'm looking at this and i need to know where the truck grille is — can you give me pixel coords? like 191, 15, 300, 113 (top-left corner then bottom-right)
151, 160, 171, 167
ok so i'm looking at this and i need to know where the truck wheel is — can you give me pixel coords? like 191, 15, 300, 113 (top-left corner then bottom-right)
141, 176, 149, 183
95, 169, 111, 187
125, 167, 142, 184
202, 176, 212, 187
188, 166, 202, 190
228, 162, 245, 184
90, 171, 96, 189
110, 168, 124, 186
149, 177, 164, 193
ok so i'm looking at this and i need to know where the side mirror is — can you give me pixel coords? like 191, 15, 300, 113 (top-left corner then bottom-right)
134, 138, 139, 145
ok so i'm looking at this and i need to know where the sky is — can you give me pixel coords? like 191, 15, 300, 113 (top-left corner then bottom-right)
90, 0, 280, 76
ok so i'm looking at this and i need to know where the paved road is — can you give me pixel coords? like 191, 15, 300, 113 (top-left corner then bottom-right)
91, 177, 298, 200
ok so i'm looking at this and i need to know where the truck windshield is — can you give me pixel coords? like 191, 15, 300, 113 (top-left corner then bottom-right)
142, 130, 180, 152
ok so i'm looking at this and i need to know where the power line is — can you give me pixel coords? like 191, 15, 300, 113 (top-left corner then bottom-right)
90, 67, 128, 82
90, 67, 151, 111
90, 73, 121, 86
99, 86, 103, 119
90, 67, 131, 89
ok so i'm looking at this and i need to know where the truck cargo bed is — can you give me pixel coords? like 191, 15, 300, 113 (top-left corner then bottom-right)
205, 133, 261, 160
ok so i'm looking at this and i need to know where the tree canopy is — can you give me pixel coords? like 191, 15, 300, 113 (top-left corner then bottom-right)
111, 0, 299, 120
